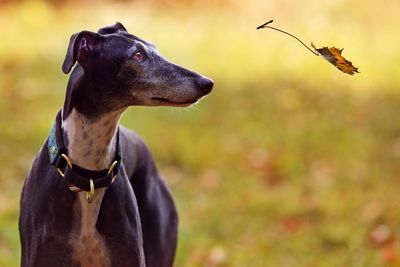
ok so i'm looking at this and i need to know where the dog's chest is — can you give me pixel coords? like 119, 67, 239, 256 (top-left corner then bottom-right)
70, 189, 111, 267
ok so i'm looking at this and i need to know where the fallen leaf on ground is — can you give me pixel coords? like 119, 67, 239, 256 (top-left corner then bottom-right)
369, 224, 394, 247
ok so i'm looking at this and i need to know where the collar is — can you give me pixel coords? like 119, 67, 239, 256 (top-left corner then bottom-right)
48, 110, 121, 203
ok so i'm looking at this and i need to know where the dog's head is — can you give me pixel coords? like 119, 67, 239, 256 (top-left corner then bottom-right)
62, 22, 213, 119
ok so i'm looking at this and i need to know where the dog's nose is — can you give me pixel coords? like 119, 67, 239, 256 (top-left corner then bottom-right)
196, 77, 214, 94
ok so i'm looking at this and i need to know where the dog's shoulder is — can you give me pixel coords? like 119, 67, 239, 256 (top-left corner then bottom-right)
119, 125, 144, 145
23, 138, 52, 187
119, 125, 148, 155
118, 125, 156, 176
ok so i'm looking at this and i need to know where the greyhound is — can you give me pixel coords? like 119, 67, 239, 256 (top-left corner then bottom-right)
19, 22, 213, 267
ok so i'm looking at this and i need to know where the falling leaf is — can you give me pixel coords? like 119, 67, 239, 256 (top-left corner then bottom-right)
311, 43, 359, 75
257, 20, 359, 75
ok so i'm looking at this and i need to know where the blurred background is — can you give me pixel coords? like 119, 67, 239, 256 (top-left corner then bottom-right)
0, 0, 400, 266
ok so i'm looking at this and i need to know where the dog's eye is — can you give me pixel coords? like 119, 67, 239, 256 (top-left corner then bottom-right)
133, 51, 146, 62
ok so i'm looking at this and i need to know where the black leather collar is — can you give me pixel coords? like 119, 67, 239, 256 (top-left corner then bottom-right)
48, 110, 121, 193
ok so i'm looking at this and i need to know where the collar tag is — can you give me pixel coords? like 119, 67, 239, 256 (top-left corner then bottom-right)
48, 122, 59, 164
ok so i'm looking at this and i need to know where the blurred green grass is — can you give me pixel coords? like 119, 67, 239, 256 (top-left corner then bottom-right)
1, 1, 400, 266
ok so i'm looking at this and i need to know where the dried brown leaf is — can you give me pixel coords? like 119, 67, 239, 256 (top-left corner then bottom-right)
311, 43, 359, 75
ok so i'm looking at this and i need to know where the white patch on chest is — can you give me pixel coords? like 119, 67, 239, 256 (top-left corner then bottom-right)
62, 109, 125, 267
70, 189, 111, 267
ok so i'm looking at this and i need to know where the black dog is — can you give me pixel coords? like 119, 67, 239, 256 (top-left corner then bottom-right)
19, 22, 213, 267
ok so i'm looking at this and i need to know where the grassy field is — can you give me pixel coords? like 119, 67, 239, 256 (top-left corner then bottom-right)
0, 1, 400, 266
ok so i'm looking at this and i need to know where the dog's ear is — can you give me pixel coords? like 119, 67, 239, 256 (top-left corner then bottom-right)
97, 22, 127, 34
62, 31, 104, 74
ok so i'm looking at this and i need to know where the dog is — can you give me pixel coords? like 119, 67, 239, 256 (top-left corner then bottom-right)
19, 22, 213, 267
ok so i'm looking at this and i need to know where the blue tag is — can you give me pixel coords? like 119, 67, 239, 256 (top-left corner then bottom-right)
48, 122, 58, 164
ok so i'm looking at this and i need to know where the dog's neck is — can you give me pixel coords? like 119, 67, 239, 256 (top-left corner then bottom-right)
61, 108, 123, 265
62, 108, 124, 170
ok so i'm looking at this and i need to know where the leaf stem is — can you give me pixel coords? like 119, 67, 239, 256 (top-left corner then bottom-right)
256, 20, 274, 29
257, 22, 319, 56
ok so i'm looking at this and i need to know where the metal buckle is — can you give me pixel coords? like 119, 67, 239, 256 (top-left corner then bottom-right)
85, 160, 117, 203
86, 179, 95, 203
56, 156, 117, 203
108, 160, 118, 175
56, 153, 73, 177
108, 160, 118, 184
